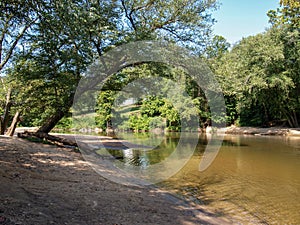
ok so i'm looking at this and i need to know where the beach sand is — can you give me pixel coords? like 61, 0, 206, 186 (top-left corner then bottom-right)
0, 135, 230, 225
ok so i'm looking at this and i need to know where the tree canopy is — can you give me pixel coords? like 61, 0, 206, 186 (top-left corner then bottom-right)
0, 0, 218, 134
2, 0, 300, 136
210, 1, 300, 127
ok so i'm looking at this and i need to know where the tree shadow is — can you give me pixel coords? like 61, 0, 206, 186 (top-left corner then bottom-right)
0, 137, 231, 225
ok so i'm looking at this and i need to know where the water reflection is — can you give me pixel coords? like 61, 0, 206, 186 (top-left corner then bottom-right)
102, 133, 300, 224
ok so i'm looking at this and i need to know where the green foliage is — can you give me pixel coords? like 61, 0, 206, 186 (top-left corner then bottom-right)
159, 100, 180, 130
205, 35, 231, 59
125, 96, 180, 132
215, 31, 287, 126
1, 0, 218, 132
55, 117, 73, 129
140, 96, 165, 117
94, 1, 300, 130
276, 8, 300, 127
73, 114, 97, 129
149, 116, 165, 130
95, 91, 116, 129
213, 21, 300, 127
129, 114, 150, 131
224, 95, 238, 125
95, 61, 208, 131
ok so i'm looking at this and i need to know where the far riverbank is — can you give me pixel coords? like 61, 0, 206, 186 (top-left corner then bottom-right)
223, 126, 300, 136
14, 126, 300, 137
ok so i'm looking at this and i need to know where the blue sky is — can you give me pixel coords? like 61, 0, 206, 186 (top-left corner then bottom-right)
212, 0, 280, 44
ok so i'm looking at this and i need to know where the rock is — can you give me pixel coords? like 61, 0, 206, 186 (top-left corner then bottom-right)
288, 129, 300, 136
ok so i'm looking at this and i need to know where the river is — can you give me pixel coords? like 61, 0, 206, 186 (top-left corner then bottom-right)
105, 132, 300, 224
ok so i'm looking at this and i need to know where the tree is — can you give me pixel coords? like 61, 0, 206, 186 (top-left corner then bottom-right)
96, 90, 116, 130
8, 0, 218, 135
267, 0, 300, 127
0, 0, 37, 134
205, 35, 230, 59
0, 0, 37, 72
211, 1, 300, 127
214, 30, 296, 126
0, 70, 35, 136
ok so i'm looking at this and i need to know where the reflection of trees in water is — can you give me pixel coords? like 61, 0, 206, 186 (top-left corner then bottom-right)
107, 132, 198, 166
221, 139, 247, 147
107, 134, 250, 167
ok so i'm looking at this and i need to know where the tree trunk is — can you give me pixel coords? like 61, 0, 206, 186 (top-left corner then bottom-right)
0, 88, 12, 135
18, 131, 78, 148
292, 110, 299, 127
37, 109, 66, 134
285, 110, 299, 128
37, 92, 75, 134
5, 110, 21, 136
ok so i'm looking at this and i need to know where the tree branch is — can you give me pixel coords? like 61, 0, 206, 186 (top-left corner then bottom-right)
0, 13, 15, 70
0, 18, 37, 70
121, 0, 137, 32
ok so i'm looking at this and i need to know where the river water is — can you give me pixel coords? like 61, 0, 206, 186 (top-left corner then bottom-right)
107, 132, 300, 224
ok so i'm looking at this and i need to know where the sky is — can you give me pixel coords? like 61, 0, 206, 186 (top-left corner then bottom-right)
212, 0, 280, 44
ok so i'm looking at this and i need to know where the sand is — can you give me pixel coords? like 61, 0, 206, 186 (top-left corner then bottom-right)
0, 135, 230, 225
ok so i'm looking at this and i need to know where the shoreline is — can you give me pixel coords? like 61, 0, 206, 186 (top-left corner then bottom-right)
223, 126, 293, 136
14, 126, 300, 137
0, 135, 232, 225
1, 127, 297, 224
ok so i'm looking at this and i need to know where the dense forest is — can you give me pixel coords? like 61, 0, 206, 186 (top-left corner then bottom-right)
0, 0, 300, 136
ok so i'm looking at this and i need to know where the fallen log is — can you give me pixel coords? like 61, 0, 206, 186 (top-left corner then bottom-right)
17, 131, 78, 148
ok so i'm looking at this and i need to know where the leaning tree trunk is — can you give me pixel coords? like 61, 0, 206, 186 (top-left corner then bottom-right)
37, 92, 75, 134
18, 94, 79, 148
5, 110, 21, 136
37, 109, 66, 134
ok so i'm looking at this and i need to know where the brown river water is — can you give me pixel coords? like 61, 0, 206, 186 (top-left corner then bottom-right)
108, 133, 300, 224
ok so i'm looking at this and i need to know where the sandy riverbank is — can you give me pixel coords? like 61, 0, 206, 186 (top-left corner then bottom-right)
15, 126, 300, 137
224, 126, 300, 136
0, 135, 232, 225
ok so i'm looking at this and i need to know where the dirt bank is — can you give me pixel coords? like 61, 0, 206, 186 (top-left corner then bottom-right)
0, 136, 231, 225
